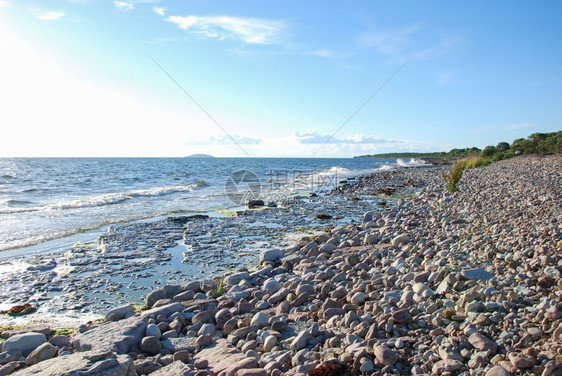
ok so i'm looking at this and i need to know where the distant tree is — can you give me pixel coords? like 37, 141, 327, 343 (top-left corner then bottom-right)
481, 145, 497, 157
496, 142, 510, 152
511, 138, 529, 154
536, 131, 562, 153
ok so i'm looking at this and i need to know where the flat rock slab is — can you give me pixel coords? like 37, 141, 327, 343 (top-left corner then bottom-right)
461, 268, 494, 281
192, 339, 247, 375
149, 361, 194, 376
72, 316, 147, 354
141, 302, 185, 319
11, 350, 135, 376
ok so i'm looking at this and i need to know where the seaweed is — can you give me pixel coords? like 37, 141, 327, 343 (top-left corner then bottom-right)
308, 362, 351, 376
0, 303, 37, 316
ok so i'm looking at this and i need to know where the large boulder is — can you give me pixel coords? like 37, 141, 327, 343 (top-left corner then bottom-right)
2, 333, 46, 356
11, 350, 134, 375
26, 342, 57, 365
72, 316, 147, 354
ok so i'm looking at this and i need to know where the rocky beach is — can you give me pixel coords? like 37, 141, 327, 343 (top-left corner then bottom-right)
0, 154, 561, 376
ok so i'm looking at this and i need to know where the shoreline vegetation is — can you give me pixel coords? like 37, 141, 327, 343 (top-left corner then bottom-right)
355, 131, 562, 163
0, 153, 560, 375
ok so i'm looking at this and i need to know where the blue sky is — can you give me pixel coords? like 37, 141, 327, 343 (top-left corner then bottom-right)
0, 1, 560, 157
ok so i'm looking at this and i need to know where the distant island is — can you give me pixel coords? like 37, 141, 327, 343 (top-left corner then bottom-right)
185, 154, 215, 158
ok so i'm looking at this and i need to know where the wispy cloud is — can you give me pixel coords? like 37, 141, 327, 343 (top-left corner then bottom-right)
0, 0, 10, 8
308, 48, 352, 59
359, 23, 421, 55
36, 10, 65, 21
186, 134, 262, 145
415, 35, 463, 60
153, 6, 165, 16
113, 1, 133, 11
294, 131, 402, 145
503, 123, 536, 130
166, 15, 286, 45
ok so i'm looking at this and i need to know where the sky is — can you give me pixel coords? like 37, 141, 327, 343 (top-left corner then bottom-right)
0, 1, 560, 157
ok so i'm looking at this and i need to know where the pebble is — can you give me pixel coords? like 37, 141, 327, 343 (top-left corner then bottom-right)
374, 344, 398, 366
1, 155, 560, 376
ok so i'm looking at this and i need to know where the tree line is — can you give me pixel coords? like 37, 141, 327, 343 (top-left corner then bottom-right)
356, 131, 561, 160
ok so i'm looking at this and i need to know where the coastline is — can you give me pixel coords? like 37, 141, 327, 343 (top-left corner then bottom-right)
1, 155, 561, 375
0, 161, 428, 328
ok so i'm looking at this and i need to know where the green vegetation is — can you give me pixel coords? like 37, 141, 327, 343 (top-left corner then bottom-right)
442, 160, 465, 192
214, 278, 224, 298
459, 156, 490, 169
356, 147, 481, 159
441, 156, 491, 192
50, 328, 75, 337
130, 302, 148, 313
356, 131, 561, 160
484, 131, 562, 161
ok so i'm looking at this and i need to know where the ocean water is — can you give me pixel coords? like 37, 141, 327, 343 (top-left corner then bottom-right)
0, 157, 424, 256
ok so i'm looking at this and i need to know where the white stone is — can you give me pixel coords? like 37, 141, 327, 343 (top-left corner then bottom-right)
250, 312, 269, 328
263, 335, 277, 352
263, 278, 282, 294
350, 292, 366, 305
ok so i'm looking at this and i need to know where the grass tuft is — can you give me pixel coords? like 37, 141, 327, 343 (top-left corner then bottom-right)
442, 160, 465, 192
460, 156, 490, 169
214, 278, 224, 298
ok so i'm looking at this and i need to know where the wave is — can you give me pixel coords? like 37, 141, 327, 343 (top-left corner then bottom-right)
6, 199, 36, 206
396, 158, 430, 167
317, 166, 353, 175
0, 208, 209, 252
1, 174, 15, 179
0, 181, 209, 215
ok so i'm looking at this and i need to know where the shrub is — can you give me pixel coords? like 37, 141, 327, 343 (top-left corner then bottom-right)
496, 142, 510, 152
481, 145, 497, 157
441, 160, 465, 192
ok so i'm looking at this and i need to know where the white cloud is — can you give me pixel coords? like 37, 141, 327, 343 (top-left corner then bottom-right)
359, 23, 421, 55
186, 134, 262, 146
36, 11, 65, 21
308, 48, 351, 59
113, 1, 133, 11
294, 131, 401, 145
153, 6, 165, 16
503, 123, 536, 130
0, 1, 10, 8
166, 15, 286, 45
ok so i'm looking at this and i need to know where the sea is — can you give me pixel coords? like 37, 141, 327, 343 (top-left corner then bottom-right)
0, 157, 426, 258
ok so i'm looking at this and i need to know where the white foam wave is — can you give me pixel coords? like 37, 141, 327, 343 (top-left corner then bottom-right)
396, 158, 430, 167
0, 182, 208, 215
317, 166, 353, 176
